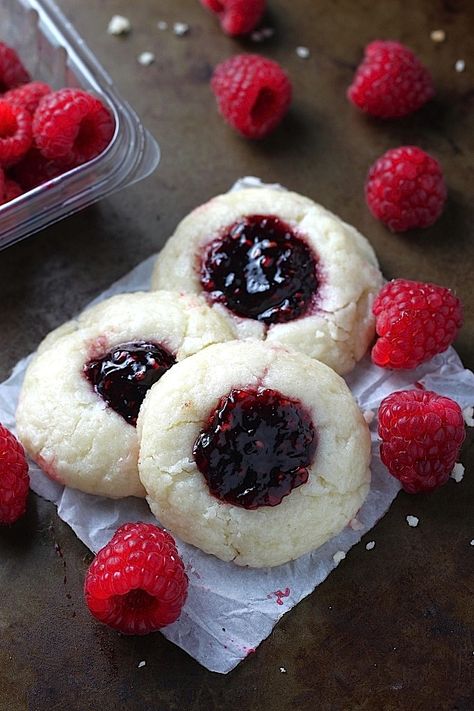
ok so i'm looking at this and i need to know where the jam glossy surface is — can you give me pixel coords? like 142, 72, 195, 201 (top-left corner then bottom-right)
199, 215, 318, 325
84, 341, 176, 426
193, 387, 317, 509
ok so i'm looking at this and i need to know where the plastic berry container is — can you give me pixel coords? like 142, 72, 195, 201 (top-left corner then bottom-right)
0, 0, 160, 250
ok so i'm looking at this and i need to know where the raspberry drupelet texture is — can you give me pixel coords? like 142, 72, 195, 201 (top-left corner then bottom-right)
378, 390, 465, 493
0, 42, 30, 92
348, 40, 434, 118
0, 424, 30, 525
365, 146, 446, 232
0, 100, 32, 166
4, 81, 52, 115
201, 0, 265, 36
211, 54, 292, 139
33, 88, 115, 165
84, 522, 188, 635
372, 279, 463, 370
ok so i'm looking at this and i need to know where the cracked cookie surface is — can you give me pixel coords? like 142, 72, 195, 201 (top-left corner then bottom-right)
151, 188, 383, 375
137, 340, 371, 567
16, 291, 234, 498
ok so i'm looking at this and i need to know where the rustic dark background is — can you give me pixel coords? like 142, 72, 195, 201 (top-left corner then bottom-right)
0, 1, 473, 709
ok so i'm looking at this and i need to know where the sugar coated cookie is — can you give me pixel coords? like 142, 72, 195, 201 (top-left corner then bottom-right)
16, 291, 234, 498
151, 188, 383, 374
138, 340, 371, 567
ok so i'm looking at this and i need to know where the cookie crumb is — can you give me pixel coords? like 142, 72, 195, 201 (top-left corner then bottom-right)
455, 59, 465, 72
296, 46, 310, 59
107, 15, 131, 36
138, 52, 155, 66
138, 661, 146, 668
406, 515, 419, 527
470, 539, 474, 546
430, 29, 446, 43
157, 21, 168, 31
350, 517, 364, 531
365, 541, 376, 551
462, 406, 474, 426
333, 550, 346, 564
280, 667, 287, 673
173, 22, 189, 36
451, 462, 465, 483
363, 409, 375, 425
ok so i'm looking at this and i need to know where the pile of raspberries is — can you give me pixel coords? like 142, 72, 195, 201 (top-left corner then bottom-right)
0, 41, 114, 205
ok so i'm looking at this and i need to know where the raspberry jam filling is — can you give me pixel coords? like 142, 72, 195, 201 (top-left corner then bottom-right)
193, 387, 317, 509
199, 215, 319, 325
84, 341, 176, 426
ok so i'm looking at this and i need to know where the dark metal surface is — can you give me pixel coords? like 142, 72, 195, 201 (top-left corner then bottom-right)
0, 1, 473, 709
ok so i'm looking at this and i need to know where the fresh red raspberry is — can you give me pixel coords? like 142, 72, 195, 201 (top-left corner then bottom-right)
0, 42, 30, 92
33, 88, 115, 166
201, 0, 265, 36
365, 146, 446, 232
0, 424, 29, 525
348, 40, 434, 118
11, 148, 67, 190
0, 100, 32, 166
0, 178, 23, 206
84, 522, 188, 635
4, 81, 52, 115
211, 54, 292, 139
378, 390, 465, 493
372, 279, 463, 370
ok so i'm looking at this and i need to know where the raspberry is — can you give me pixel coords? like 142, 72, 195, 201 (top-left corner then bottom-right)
0, 42, 30, 92
0, 424, 29, 525
4, 81, 52, 115
0, 178, 23, 206
0, 100, 32, 166
84, 522, 188, 635
211, 54, 292, 139
200, 0, 265, 36
365, 146, 446, 232
348, 40, 434, 118
11, 148, 67, 190
378, 390, 465, 493
33, 88, 115, 165
372, 279, 463, 370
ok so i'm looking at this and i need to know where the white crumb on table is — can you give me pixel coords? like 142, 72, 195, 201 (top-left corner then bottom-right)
173, 22, 189, 36
333, 550, 346, 565
451, 462, 465, 483
350, 517, 364, 531
107, 15, 131, 36
279, 667, 287, 673
430, 29, 446, 42
455, 59, 466, 72
138, 661, 146, 668
137, 52, 155, 66
296, 46, 310, 59
363, 409, 375, 425
365, 541, 376, 551
462, 406, 474, 426
157, 20, 168, 31
470, 539, 474, 546
406, 515, 419, 528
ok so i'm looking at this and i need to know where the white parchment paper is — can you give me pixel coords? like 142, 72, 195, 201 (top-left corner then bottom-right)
1, 179, 473, 673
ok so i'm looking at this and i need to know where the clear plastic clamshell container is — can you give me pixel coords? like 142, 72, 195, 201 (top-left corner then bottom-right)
0, 0, 160, 249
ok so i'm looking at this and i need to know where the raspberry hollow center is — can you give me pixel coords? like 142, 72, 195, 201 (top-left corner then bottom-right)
199, 215, 319, 324
193, 387, 318, 509
84, 341, 176, 426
